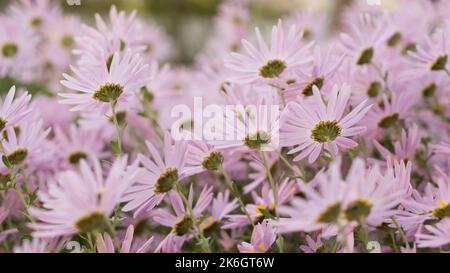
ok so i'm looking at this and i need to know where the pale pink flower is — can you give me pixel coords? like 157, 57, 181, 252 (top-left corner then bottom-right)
416, 219, 450, 248
280, 84, 372, 163
29, 156, 131, 238
60, 49, 150, 112
0, 86, 32, 132
237, 220, 276, 253
121, 133, 188, 216
225, 20, 313, 85
96, 224, 153, 253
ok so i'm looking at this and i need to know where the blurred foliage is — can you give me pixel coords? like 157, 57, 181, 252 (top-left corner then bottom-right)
0, 76, 54, 96
0, 0, 312, 63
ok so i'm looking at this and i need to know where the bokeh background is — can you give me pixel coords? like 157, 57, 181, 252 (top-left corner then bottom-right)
0, 0, 398, 64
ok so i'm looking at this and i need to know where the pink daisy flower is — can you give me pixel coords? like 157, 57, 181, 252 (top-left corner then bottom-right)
299, 234, 324, 253
14, 238, 49, 253
343, 159, 407, 227
40, 15, 82, 75
339, 13, 389, 66
53, 125, 108, 167
0, 17, 38, 80
276, 158, 408, 233
431, 141, 450, 155
153, 186, 213, 251
363, 92, 415, 134
0, 86, 32, 133
225, 179, 297, 228
1, 120, 51, 168
237, 220, 276, 253
280, 84, 372, 163
225, 20, 313, 85
284, 44, 344, 99
121, 133, 188, 216
29, 156, 131, 238
408, 26, 449, 74
416, 218, 450, 248
8, 0, 61, 29
184, 140, 224, 176
199, 190, 237, 232
371, 124, 420, 165
59, 49, 150, 112
96, 224, 153, 253
210, 94, 281, 152
396, 172, 450, 235
74, 5, 143, 66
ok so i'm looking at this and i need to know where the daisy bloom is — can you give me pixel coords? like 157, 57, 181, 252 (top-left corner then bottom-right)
199, 190, 237, 232
74, 5, 142, 66
29, 156, 131, 238
0, 17, 38, 80
1, 120, 50, 168
372, 124, 420, 165
8, 0, 61, 29
14, 238, 50, 253
280, 84, 372, 163
53, 125, 107, 167
154, 186, 213, 251
416, 218, 450, 248
343, 158, 407, 227
363, 92, 414, 133
237, 220, 276, 253
274, 161, 347, 233
299, 234, 324, 253
211, 94, 280, 152
0, 86, 32, 133
96, 224, 153, 253
408, 26, 449, 75
284, 44, 343, 99
59, 49, 150, 113
431, 141, 450, 156
396, 171, 450, 234
225, 179, 297, 228
339, 13, 389, 66
225, 20, 313, 85
121, 133, 188, 216
185, 140, 224, 176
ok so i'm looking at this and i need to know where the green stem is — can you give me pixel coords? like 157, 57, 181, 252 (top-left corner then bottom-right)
327, 141, 335, 162
175, 184, 211, 253
259, 150, 279, 218
11, 168, 36, 224
390, 216, 410, 249
389, 229, 400, 253
110, 100, 123, 156
279, 154, 302, 179
359, 220, 370, 253
445, 68, 450, 78
218, 166, 254, 227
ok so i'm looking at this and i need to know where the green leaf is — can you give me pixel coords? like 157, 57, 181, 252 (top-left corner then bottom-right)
276, 235, 284, 253
110, 140, 121, 154
322, 236, 337, 252
259, 208, 276, 220
421, 136, 432, 147
230, 181, 240, 197
2, 155, 12, 169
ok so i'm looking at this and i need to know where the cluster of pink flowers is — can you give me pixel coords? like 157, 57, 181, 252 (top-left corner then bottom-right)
1, 0, 450, 253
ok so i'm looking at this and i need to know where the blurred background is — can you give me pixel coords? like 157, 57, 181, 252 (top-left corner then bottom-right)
0, 0, 396, 63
